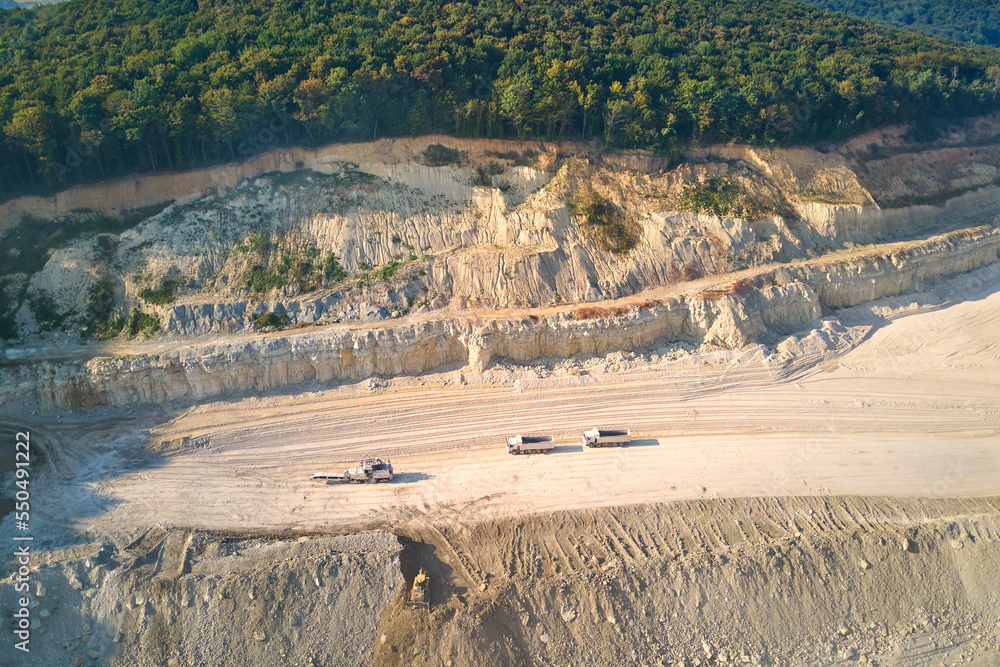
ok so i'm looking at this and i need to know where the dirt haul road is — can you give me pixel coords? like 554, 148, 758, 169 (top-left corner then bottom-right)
27, 268, 1000, 543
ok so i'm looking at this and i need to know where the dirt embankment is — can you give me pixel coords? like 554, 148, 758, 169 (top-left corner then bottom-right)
377, 497, 1000, 667
3, 498, 997, 666
0, 531, 403, 666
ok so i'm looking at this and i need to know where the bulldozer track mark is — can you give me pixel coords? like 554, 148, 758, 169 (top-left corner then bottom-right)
422, 523, 485, 590
602, 510, 645, 562
124, 524, 168, 558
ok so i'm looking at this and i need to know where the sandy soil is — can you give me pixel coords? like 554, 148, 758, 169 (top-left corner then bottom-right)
373, 496, 1000, 667
16, 263, 995, 547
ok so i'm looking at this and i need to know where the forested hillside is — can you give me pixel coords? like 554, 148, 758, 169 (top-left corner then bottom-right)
803, 1, 1000, 48
2, 0, 1000, 201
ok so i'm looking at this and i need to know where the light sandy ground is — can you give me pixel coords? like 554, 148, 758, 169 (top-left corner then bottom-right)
28, 266, 994, 543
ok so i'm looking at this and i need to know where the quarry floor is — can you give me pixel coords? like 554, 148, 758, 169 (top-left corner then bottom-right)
15, 259, 999, 547
3, 248, 1000, 667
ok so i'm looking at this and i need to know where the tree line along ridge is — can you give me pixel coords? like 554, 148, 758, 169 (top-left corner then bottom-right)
2, 0, 1000, 202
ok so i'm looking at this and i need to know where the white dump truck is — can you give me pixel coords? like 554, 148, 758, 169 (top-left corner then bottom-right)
582, 428, 631, 448
310, 458, 394, 483
505, 435, 555, 455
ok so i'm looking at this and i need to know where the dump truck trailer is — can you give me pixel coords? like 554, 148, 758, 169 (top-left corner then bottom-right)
311, 458, 394, 483
506, 434, 556, 454
582, 428, 631, 447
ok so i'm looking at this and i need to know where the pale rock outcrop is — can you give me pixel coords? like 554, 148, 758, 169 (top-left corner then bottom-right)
2, 224, 997, 409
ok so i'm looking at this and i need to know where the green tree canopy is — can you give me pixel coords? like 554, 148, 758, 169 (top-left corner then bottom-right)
1, 0, 999, 201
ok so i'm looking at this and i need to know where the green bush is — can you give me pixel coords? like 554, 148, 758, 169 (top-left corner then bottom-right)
127, 308, 160, 336
472, 162, 505, 186
252, 311, 290, 329
139, 272, 185, 305
375, 261, 402, 280
246, 265, 284, 293
673, 178, 776, 219
0, 278, 19, 340
577, 194, 640, 255
86, 278, 124, 339
422, 144, 463, 167
244, 246, 329, 293
675, 178, 742, 217
247, 233, 267, 253
322, 254, 347, 281
29, 294, 69, 332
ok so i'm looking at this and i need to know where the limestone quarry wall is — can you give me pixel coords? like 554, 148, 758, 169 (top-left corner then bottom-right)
0, 136, 577, 236
2, 225, 997, 409
9, 130, 1000, 344
795, 186, 1000, 245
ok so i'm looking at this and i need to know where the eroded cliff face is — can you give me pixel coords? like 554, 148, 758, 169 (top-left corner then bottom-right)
2, 225, 996, 409
7, 125, 1000, 343
4, 127, 1000, 408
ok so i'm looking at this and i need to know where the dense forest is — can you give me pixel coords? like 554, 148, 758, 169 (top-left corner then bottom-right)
2, 0, 1000, 202
803, 1, 1000, 48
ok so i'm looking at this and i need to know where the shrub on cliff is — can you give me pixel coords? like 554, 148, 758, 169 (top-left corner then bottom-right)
575, 193, 641, 255
127, 308, 160, 337
252, 311, 290, 330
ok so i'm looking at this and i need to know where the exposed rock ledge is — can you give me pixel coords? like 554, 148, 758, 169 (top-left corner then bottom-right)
1, 225, 997, 409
